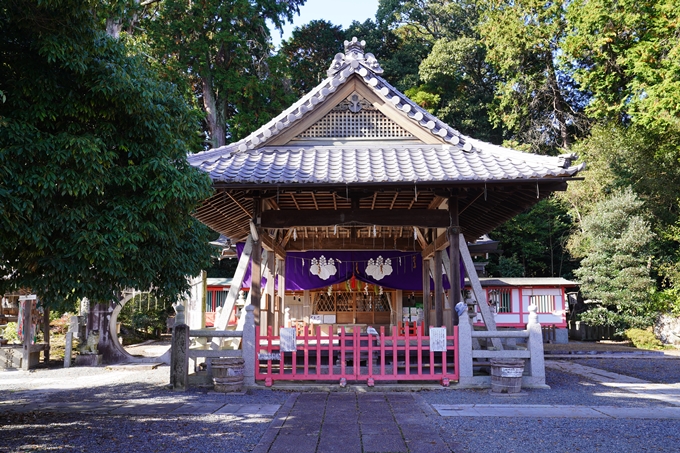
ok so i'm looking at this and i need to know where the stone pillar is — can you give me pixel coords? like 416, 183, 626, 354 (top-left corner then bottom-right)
89, 301, 127, 365
20, 299, 33, 371
170, 313, 190, 391
456, 307, 474, 385
42, 306, 50, 363
242, 304, 256, 386
525, 304, 546, 387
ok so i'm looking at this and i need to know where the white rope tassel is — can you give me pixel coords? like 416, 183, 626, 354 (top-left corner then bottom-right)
413, 227, 418, 240
293, 228, 297, 241
373, 225, 377, 237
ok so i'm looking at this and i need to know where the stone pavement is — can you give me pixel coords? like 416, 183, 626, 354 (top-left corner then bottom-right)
252, 392, 459, 453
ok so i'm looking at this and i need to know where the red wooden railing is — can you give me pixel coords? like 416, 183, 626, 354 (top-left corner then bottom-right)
255, 323, 458, 387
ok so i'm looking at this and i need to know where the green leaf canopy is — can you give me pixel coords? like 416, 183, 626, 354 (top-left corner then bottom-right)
0, 1, 214, 309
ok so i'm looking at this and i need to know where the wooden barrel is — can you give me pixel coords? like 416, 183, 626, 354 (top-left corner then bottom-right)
212, 357, 245, 392
489, 358, 524, 394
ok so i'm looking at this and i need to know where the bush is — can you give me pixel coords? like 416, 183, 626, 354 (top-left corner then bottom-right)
50, 313, 75, 335
624, 327, 665, 350
2, 322, 18, 343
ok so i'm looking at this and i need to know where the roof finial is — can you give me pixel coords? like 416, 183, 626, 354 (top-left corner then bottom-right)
344, 37, 366, 57
327, 37, 384, 77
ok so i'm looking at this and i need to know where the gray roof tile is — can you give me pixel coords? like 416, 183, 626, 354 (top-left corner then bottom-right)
188, 38, 585, 185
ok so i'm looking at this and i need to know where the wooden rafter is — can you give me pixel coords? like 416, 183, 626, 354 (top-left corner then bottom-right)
389, 192, 399, 210
227, 192, 252, 218
290, 193, 300, 210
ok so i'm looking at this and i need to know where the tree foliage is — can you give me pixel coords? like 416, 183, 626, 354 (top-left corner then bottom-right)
279, 20, 345, 97
564, 0, 680, 134
488, 199, 576, 278
142, 0, 304, 147
0, 0, 214, 310
569, 189, 656, 329
478, 0, 588, 153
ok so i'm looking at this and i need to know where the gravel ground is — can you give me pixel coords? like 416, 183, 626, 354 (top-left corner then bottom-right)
437, 418, 680, 453
2, 357, 679, 453
419, 367, 675, 408
0, 365, 291, 453
571, 357, 680, 384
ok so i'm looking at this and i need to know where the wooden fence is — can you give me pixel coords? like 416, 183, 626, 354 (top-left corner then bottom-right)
255, 322, 458, 387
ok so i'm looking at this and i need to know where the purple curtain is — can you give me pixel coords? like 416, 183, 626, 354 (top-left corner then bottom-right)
236, 243, 466, 292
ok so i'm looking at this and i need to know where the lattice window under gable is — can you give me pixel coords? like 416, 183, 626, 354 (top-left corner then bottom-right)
296, 93, 414, 140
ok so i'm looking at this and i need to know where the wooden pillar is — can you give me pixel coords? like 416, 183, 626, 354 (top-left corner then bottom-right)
422, 258, 431, 330
449, 196, 461, 327
276, 258, 285, 334
251, 198, 263, 335
434, 250, 444, 328
264, 250, 275, 334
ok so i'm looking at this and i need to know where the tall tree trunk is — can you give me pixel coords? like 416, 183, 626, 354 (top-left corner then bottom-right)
202, 73, 226, 148
547, 61, 570, 149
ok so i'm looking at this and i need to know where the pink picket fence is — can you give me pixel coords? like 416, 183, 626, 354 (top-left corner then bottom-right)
255, 323, 458, 387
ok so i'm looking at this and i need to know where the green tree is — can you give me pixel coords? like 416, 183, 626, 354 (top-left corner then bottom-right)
0, 0, 214, 311
345, 18, 429, 92
478, 0, 588, 153
488, 199, 576, 278
569, 189, 656, 330
279, 20, 345, 97
143, 0, 304, 147
564, 0, 680, 134
374, 0, 501, 140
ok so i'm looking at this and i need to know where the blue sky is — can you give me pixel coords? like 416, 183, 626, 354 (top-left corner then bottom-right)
269, 0, 380, 49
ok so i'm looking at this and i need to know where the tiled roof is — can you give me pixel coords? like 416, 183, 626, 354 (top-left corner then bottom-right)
188, 37, 584, 185
191, 144, 583, 185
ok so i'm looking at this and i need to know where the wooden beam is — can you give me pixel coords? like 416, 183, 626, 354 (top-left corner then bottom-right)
459, 233, 502, 350
261, 233, 287, 259
261, 209, 450, 228
212, 234, 253, 334
421, 232, 450, 259
414, 227, 428, 250
284, 236, 419, 251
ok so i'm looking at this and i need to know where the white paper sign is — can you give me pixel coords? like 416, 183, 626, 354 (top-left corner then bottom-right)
323, 314, 336, 324
429, 327, 447, 352
258, 353, 281, 361
500, 367, 523, 378
280, 327, 297, 352
310, 315, 323, 324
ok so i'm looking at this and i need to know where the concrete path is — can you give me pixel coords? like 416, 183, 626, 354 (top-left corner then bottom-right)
546, 359, 680, 406
433, 404, 680, 419
253, 392, 457, 453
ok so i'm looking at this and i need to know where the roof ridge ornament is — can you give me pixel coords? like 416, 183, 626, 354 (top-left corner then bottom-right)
328, 37, 384, 77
